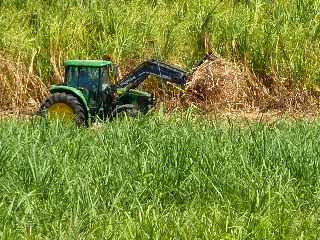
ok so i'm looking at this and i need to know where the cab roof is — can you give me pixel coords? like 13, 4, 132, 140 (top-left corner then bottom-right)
64, 60, 112, 67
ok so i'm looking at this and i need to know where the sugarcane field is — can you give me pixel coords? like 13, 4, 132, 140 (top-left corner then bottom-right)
1, 1, 320, 239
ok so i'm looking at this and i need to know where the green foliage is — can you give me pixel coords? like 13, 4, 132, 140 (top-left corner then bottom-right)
1, 116, 320, 238
0, 0, 319, 85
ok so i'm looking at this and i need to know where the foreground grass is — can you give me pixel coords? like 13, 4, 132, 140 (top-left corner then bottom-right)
0, 116, 320, 239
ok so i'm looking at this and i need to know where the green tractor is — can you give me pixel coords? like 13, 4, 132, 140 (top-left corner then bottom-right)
38, 59, 188, 126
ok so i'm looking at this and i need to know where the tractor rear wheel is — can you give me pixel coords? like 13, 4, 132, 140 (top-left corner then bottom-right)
39, 92, 86, 126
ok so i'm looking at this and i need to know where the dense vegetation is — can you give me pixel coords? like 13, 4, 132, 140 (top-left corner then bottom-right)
0, 0, 319, 85
1, 0, 320, 238
0, 116, 320, 238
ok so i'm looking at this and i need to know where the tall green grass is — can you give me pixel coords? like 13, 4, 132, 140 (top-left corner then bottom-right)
0, 116, 320, 238
0, 0, 319, 85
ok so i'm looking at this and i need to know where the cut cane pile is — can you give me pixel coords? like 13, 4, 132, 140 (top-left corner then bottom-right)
183, 52, 319, 114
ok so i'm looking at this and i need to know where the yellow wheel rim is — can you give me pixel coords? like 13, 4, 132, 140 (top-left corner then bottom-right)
48, 103, 74, 123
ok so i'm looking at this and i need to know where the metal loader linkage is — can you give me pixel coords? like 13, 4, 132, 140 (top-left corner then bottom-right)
117, 60, 187, 89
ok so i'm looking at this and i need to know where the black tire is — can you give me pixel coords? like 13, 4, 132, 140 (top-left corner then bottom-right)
39, 92, 87, 126
111, 104, 141, 119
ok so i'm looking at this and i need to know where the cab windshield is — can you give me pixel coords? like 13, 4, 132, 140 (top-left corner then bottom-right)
66, 67, 99, 88
65, 66, 102, 107
65, 66, 113, 107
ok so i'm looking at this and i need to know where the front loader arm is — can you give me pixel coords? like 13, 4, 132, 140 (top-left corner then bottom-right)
116, 60, 187, 90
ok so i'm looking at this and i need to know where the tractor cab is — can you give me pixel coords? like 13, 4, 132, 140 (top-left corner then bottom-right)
63, 60, 114, 110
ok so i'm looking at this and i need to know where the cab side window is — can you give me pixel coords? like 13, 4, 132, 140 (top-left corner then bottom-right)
66, 67, 78, 87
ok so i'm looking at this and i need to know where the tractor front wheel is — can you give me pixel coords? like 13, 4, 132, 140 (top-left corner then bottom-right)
111, 104, 141, 119
39, 92, 86, 126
